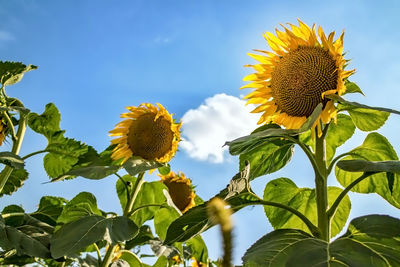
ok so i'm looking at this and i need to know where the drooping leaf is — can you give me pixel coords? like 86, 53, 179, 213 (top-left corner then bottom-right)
263, 178, 350, 238
0, 152, 24, 169
27, 103, 61, 140
31, 196, 67, 226
0, 61, 37, 86
239, 138, 294, 180
164, 163, 260, 245
0, 215, 52, 258
325, 114, 356, 163
242, 215, 400, 267
1, 205, 25, 227
123, 157, 165, 177
335, 132, 400, 208
56, 192, 102, 230
118, 251, 143, 267
226, 104, 322, 155
50, 215, 138, 258
125, 225, 155, 249
0, 169, 29, 197
337, 159, 400, 173
116, 175, 167, 226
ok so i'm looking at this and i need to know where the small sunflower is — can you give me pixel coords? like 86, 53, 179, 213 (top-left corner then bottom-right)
109, 103, 181, 163
160, 171, 196, 213
0, 120, 6, 146
242, 19, 355, 135
191, 258, 206, 267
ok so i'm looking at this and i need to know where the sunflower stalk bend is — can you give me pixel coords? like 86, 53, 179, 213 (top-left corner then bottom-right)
0, 113, 27, 194
314, 127, 330, 241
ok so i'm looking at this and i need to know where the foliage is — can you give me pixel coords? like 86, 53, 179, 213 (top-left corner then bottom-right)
1, 52, 400, 267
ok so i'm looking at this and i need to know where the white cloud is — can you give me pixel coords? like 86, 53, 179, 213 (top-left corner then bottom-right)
180, 93, 260, 163
0, 30, 14, 41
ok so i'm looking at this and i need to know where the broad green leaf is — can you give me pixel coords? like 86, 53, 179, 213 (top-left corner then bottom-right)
0, 152, 24, 169
27, 103, 61, 140
337, 160, 400, 173
44, 137, 89, 178
348, 108, 389, 131
158, 164, 171, 175
239, 138, 294, 180
0, 215, 52, 258
154, 207, 180, 240
56, 192, 102, 229
0, 254, 35, 266
185, 235, 208, 264
335, 132, 400, 208
325, 114, 356, 163
123, 157, 165, 177
164, 163, 259, 244
116, 175, 167, 226
243, 215, 400, 267
2, 205, 25, 227
153, 256, 168, 267
0, 169, 29, 197
0, 61, 37, 86
52, 145, 121, 181
343, 81, 364, 95
125, 225, 155, 249
263, 178, 350, 238
31, 196, 67, 226
50, 215, 139, 258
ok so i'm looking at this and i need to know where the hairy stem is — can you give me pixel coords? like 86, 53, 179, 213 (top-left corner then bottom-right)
123, 172, 145, 217
314, 126, 329, 241
21, 150, 48, 160
100, 245, 117, 267
0, 114, 27, 194
327, 172, 375, 218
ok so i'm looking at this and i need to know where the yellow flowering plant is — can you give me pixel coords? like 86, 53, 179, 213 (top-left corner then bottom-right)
2, 19, 400, 267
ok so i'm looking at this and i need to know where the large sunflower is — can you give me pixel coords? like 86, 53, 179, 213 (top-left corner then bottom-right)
160, 171, 196, 213
242, 19, 355, 135
109, 103, 181, 163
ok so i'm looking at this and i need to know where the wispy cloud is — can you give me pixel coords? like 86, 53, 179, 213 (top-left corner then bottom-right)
153, 36, 170, 44
0, 30, 15, 41
180, 93, 259, 163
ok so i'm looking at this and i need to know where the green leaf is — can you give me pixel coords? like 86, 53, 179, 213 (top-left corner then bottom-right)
348, 108, 389, 131
31, 196, 67, 226
118, 250, 143, 266
50, 215, 139, 258
239, 138, 294, 180
2, 205, 25, 227
226, 104, 322, 155
116, 175, 167, 226
325, 114, 356, 163
242, 215, 400, 267
125, 225, 155, 249
337, 160, 400, 173
153, 256, 168, 267
263, 178, 350, 238
185, 235, 208, 263
0, 215, 52, 258
0, 61, 37, 86
123, 157, 165, 177
0, 152, 24, 169
158, 164, 171, 175
154, 207, 180, 240
335, 132, 400, 208
343, 81, 364, 95
0, 169, 29, 197
27, 103, 61, 140
56, 192, 102, 230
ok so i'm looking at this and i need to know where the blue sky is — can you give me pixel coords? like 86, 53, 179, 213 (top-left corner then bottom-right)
1, 0, 400, 264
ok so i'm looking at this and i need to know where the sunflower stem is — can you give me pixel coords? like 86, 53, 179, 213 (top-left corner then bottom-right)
314, 126, 329, 241
123, 171, 145, 217
0, 113, 27, 194
100, 245, 117, 267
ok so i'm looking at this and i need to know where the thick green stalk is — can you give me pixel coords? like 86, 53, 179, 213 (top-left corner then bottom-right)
0, 115, 27, 194
101, 172, 145, 267
314, 127, 329, 241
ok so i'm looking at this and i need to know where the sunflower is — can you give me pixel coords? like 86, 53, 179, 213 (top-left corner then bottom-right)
242, 19, 355, 135
0, 120, 6, 146
109, 103, 181, 163
160, 171, 196, 213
